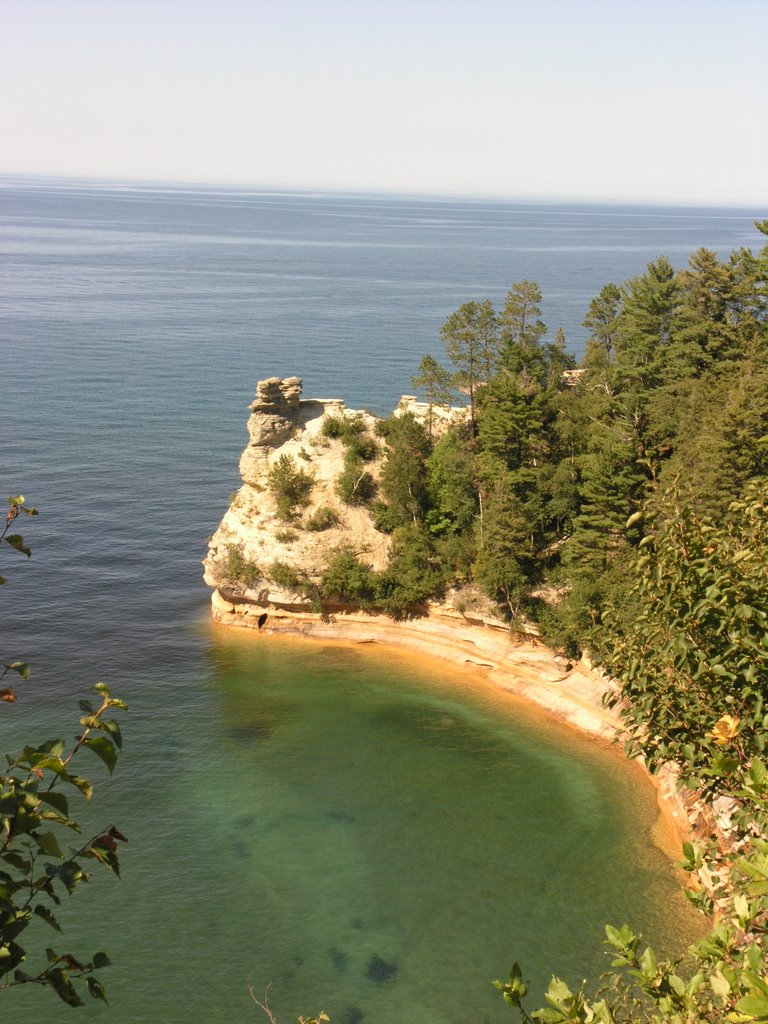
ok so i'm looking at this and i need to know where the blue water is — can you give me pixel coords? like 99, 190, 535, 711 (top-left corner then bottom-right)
1, 178, 760, 1022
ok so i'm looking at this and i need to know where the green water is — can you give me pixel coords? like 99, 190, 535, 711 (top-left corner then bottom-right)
4, 631, 704, 1024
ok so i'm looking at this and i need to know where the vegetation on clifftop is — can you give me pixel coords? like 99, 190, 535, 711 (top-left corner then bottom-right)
374, 223, 768, 654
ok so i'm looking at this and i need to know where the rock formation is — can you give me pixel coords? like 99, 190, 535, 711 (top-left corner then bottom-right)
204, 376, 391, 608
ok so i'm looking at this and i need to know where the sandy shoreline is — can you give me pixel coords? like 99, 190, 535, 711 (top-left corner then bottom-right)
211, 589, 693, 856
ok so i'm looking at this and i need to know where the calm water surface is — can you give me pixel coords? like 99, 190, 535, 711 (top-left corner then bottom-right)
2, 179, 760, 1021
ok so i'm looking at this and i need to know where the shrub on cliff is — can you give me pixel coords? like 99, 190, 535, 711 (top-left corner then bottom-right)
320, 548, 378, 607
335, 452, 377, 506
268, 560, 304, 591
224, 543, 261, 589
375, 525, 445, 617
321, 414, 366, 441
305, 506, 340, 532
321, 415, 378, 462
268, 454, 314, 521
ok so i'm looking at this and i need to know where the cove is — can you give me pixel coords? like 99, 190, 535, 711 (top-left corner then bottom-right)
3, 628, 703, 1024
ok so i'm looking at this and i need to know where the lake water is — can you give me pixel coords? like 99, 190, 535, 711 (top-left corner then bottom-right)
1, 179, 762, 1022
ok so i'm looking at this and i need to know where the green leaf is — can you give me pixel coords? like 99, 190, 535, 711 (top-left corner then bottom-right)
38, 790, 70, 817
64, 775, 93, 800
33, 905, 62, 932
668, 973, 686, 996
46, 967, 84, 1007
639, 945, 657, 977
736, 992, 768, 1018
86, 976, 108, 1003
82, 736, 117, 775
92, 951, 111, 969
36, 831, 64, 859
3, 662, 30, 680
4, 535, 31, 557
710, 969, 732, 1000
102, 719, 124, 748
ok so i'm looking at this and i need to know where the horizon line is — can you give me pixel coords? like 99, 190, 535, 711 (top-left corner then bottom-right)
1, 170, 766, 212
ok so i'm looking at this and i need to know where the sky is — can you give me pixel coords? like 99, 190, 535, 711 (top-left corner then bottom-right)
1, 0, 767, 204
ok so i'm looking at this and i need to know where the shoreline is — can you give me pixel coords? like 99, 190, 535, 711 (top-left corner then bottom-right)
211, 589, 693, 856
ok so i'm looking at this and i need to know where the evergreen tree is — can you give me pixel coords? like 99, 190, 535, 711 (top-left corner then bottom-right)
440, 299, 497, 431
614, 256, 679, 395
497, 280, 547, 385
473, 473, 532, 622
670, 247, 739, 376
378, 413, 433, 526
411, 354, 454, 436
582, 282, 621, 368
427, 423, 478, 535
478, 370, 544, 476
565, 432, 646, 578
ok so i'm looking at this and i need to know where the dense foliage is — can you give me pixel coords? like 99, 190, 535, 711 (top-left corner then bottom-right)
1, 497, 127, 1008
497, 483, 768, 1023
373, 223, 768, 647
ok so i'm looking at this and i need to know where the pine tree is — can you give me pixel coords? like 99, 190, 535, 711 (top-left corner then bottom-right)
614, 256, 679, 394
582, 282, 622, 368
379, 413, 433, 526
411, 354, 455, 436
497, 280, 547, 386
565, 432, 646, 578
473, 473, 531, 621
440, 299, 497, 431
670, 247, 739, 376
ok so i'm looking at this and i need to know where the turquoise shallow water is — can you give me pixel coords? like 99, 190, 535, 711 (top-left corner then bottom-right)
3, 630, 703, 1024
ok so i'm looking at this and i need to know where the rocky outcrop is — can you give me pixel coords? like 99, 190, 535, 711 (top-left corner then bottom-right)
204, 377, 474, 609
204, 376, 390, 604
239, 376, 304, 483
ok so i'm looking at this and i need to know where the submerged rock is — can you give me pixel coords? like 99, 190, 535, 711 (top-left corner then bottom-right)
227, 720, 274, 743
338, 1008, 365, 1024
366, 953, 398, 983
329, 946, 349, 972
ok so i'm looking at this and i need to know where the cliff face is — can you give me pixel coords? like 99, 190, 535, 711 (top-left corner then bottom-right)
203, 376, 392, 607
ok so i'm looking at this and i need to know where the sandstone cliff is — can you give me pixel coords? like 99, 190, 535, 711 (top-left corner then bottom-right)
204, 376, 388, 605
204, 375, 478, 611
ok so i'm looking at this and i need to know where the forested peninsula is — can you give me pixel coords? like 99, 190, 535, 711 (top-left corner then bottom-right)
205, 224, 768, 1023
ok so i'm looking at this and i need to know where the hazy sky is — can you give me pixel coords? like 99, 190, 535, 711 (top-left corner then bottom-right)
2, 0, 766, 203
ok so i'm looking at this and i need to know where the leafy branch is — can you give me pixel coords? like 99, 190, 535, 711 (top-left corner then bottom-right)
1, 496, 127, 1007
